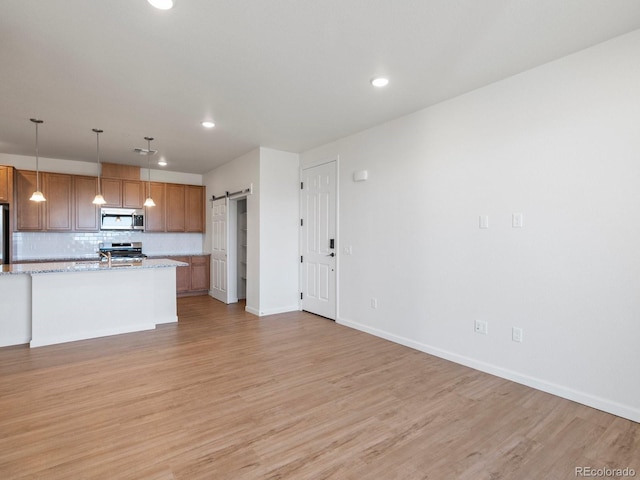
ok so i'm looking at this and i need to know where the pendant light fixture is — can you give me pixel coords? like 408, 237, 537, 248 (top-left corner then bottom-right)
29, 118, 46, 202
142, 136, 156, 207
92, 128, 106, 205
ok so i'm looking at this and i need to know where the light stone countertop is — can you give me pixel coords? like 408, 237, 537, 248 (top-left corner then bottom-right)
1, 258, 188, 275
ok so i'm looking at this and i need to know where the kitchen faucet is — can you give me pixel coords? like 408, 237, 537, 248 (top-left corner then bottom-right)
98, 251, 112, 268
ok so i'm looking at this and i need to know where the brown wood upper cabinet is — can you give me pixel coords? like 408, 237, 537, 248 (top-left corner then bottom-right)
186, 185, 205, 232
144, 182, 166, 232
166, 183, 186, 232
0, 166, 14, 203
148, 183, 205, 233
74, 175, 100, 231
15, 171, 73, 231
15, 170, 42, 231
14, 169, 205, 233
101, 178, 144, 209
44, 173, 73, 231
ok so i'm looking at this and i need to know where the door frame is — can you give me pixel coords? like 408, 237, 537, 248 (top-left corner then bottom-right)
299, 156, 339, 320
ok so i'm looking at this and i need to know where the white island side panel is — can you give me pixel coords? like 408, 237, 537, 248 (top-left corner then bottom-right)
30, 267, 177, 348
152, 266, 178, 325
0, 274, 31, 347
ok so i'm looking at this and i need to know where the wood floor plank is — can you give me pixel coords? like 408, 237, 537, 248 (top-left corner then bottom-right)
0, 295, 638, 479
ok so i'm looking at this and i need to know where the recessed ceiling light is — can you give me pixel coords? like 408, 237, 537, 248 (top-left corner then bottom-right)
147, 0, 174, 10
158, 158, 167, 166
201, 121, 215, 128
370, 77, 389, 88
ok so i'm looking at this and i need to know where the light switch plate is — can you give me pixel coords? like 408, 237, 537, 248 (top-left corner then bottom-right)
512, 327, 523, 343
479, 215, 489, 229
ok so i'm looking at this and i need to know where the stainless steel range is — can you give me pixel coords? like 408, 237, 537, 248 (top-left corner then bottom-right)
98, 242, 147, 262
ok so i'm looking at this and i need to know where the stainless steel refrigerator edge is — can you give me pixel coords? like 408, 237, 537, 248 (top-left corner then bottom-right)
0, 204, 9, 264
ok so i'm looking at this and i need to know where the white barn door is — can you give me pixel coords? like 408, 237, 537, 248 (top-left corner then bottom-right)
300, 161, 337, 320
211, 198, 231, 303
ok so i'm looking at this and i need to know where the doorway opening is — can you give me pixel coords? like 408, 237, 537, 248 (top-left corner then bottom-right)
211, 195, 248, 304
235, 197, 247, 301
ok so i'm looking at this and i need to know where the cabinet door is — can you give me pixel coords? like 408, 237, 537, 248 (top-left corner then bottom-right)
144, 182, 166, 232
43, 173, 73, 231
122, 180, 144, 209
186, 185, 205, 232
101, 178, 122, 207
74, 175, 100, 231
15, 170, 43, 231
171, 256, 191, 293
0, 166, 9, 202
166, 183, 186, 232
190, 255, 210, 292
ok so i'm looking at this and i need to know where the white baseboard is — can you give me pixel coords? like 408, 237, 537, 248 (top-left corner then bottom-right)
245, 305, 299, 317
337, 316, 640, 423
30, 323, 156, 348
155, 315, 178, 325
0, 335, 31, 348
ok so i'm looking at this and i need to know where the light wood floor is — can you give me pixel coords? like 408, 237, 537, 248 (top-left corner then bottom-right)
0, 296, 638, 479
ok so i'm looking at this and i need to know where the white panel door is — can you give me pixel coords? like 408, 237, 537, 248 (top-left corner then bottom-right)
211, 198, 231, 303
300, 161, 336, 320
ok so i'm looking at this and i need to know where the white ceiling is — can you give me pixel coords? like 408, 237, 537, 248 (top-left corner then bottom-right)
1, 1, 640, 175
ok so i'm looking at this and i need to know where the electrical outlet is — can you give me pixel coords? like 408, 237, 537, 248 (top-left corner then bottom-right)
512, 327, 523, 343
512, 213, 524, 228
474, 320, 488, 335
371, 298, 378, 309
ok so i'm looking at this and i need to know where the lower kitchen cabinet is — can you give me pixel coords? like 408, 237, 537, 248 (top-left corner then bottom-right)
168, 254, 210, 296
189, 255, 210, 292
172, 256, 191, 294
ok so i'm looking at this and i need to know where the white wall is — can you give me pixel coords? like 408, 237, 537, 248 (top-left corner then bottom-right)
203, 147, 300, 316
300, 30, 640, 422
204, 149, 261, 312
258, 148, 300, 315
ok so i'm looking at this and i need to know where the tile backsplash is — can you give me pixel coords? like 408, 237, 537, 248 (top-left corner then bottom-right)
13, 231, 204, 260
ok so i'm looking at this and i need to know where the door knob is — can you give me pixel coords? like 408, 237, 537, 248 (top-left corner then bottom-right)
327, 252, 335, 257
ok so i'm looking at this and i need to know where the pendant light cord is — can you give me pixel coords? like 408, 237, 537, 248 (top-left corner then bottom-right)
30, 118, 44, 192
93, 128, 103, 195
146, 137, 153, 197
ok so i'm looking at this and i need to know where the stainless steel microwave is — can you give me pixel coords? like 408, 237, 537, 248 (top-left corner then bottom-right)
100, 208, 144, 231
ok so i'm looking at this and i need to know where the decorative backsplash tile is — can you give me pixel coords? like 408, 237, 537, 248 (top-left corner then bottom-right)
12, 232, 204, 260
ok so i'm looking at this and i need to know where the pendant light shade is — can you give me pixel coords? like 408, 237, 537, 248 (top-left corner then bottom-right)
148, 0, 174, 10
29, 118, 46, 202
143, 136, 156, 207
92, 128, 106, 205
29, 190, 46, 202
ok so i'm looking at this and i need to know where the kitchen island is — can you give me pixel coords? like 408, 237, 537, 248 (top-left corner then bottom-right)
0, 259, 187, 348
